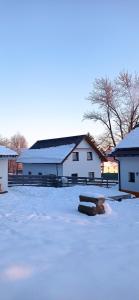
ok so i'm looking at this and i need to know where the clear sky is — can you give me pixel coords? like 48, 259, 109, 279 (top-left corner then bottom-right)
0, 0, 139, 146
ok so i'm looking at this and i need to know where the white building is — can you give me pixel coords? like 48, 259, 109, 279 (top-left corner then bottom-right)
111, 124, 139, 196
18, 135, 106, 178
0, 146, 17, 193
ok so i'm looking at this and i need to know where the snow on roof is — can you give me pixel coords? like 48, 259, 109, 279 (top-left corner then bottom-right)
0, 146, 17, 157
17, 144, 76, 164
116, 126, 139, 149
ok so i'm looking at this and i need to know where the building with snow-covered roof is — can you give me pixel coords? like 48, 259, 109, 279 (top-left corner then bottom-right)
111, 124, 139, 196
18, 134, 106, 178
0, 146, 17, 193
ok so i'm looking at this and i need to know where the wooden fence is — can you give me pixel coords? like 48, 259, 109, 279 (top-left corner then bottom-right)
8, 175, 118, 188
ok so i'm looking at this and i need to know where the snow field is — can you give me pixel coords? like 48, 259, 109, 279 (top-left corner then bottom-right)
0, 185, 139, 300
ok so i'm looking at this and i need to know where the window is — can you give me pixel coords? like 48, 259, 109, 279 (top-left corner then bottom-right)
28, 171, 32, 175
87, 152, 93, 160
71, 173, 78, 177
88, 172, 94, 179
72, 152, 79, 161
128, 172, 135, 183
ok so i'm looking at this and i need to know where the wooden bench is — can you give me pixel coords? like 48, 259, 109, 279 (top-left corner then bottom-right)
78, 194, 105, 216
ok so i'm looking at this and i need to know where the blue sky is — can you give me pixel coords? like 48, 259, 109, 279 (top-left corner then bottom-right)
0, 0, 139, 146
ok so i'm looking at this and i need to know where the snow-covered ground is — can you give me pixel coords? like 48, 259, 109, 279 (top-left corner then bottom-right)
0, 185, 139, 300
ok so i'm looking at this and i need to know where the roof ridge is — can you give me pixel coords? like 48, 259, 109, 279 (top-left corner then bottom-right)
35, 134, 86, 143
30, 134, 87, 150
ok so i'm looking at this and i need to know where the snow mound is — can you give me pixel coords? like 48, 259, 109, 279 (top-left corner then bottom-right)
104, 202, 112, 215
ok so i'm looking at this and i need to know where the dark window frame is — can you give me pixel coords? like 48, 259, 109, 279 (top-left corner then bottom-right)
128, 172, 135, 183
72, 152, 79, 161
71, 173, 78, 177
87, 152, 93, 160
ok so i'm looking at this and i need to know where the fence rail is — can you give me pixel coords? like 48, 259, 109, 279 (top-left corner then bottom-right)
8, 175, 118, 188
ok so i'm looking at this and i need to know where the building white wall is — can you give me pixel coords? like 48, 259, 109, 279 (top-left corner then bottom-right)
23, 163, 63, 176
0, 159, 8, 192
63, 139, 101, 177
119, 157, 139, 193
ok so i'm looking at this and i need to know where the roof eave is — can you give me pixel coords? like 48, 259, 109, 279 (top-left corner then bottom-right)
110, 147, 139, 157
0, 155, 17, 158
61, 143, 81, 163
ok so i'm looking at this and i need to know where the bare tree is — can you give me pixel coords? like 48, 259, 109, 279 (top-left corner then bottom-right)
10, 133, 28, 154
84, 71, 139, 148
8, 133, 28, 174
0, 133, 28, 174
0, 136, 10, 147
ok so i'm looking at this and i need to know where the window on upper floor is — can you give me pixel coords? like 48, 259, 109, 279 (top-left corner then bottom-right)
128, 172, 135, 183
87, 152, 93, 160
72, 152, 79, 161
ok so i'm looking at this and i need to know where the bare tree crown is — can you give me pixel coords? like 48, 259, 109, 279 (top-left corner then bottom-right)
84, 71, 139, 148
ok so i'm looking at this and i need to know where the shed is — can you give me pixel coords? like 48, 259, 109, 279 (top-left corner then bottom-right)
111, 124, 139, 196
0, 146, 17, 193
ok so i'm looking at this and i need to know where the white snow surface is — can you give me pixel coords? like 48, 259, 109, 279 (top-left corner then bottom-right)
17, 144, 75, 163
115, 126, 139, 149
0, 185, 139, 300
0, 146, 17, 157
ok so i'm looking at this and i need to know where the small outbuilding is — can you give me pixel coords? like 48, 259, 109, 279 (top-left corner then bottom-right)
0, 146, 17, 193
111, 124, 139, 197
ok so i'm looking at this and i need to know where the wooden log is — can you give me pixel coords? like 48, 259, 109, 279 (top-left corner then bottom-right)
79, 195, 105, 205
78, 204, 97, 216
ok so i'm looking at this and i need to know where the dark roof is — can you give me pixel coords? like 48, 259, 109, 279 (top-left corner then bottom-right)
30, 134, 106, 162
31, 135, 86, 149
111, 148, 139, 157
